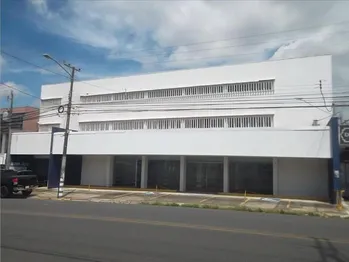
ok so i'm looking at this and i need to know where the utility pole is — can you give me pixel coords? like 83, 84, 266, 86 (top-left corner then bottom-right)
5, 90, 13, 169
58, 64, 80, 198
43, 54, 80, 198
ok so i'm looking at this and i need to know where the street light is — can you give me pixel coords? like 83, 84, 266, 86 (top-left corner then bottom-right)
43, 54, 80, 198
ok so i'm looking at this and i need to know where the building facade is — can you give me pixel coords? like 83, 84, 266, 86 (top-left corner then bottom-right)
0, 106, 39, 164
10, 56, 334, 199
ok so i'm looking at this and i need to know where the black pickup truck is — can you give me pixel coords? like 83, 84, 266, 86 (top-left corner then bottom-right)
1, 169, 38, 198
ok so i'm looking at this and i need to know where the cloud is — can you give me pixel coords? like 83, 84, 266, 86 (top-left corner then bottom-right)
28, 0, 349, 82
8, 67, 55, 75
28, 0, 51, 17
0, 81, 31, 100
0, 54, 5, 67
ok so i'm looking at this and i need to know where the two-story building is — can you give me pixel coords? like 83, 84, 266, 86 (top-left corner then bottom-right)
9, 55, 334, 199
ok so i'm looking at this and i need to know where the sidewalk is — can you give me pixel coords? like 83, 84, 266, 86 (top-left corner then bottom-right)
31, 187, 349, 219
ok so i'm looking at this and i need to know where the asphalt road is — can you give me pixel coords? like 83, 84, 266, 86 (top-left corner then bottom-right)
1, 199, 349, 262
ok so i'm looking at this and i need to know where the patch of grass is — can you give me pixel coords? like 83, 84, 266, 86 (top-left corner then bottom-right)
151, 201, 162, 206
165, 202, 180, 207
181, 203, 200, 208
201, 204, 219, 209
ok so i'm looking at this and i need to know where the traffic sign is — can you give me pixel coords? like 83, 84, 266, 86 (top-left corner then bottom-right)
340, 125, 349, 144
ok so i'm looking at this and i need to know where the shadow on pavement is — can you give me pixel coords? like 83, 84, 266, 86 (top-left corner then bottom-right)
3, 193, 35, 200
312, 238, 349, 262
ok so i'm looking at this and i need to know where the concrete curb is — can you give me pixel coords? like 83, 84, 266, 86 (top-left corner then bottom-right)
31, 195, 348, 219
34, 187, 327, 205
342, 198, 349, 214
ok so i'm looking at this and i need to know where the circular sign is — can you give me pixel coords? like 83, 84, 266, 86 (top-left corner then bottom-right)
340, 127, 349, 144
58, 105, 65, 114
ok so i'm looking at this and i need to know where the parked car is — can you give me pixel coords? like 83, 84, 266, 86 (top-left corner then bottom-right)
1, 169, 38, 198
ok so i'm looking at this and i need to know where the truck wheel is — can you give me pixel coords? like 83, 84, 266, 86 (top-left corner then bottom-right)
22, 189, 33, 197
1, 186, 10, 198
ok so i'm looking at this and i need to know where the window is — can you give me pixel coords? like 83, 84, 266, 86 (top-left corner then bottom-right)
146, 119, 181, 130
227, 115, 273, 128
148, 89, 182, 98
227, 80, 274, 96
41, 98, 62, 107
80, 122, 110, 131
39, 124, 60, 132
79, 114, 273, 132
81, 91, 145, 103
79, 79, 275, 104
184, 117, 225, 129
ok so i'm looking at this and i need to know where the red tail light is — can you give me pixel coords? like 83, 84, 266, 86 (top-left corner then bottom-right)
12, 177, 18, 184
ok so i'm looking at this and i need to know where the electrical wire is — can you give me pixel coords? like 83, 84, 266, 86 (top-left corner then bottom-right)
1, 48, 344, 113
0, 83, 41, 100
99, 19, 349, 54
3, 95, 349, 127
4, 87, 348, 119
71, 88, 349, 109
116, 30, 349, 60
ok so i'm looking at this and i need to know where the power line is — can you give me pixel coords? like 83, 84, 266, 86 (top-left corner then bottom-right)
113, 19, 349, 54
1, 51, 69, 80
116, 30, 349, 60
1, 50, 118, 94
2, 49, 339, 97
4, 97, 349, 128
0, 82, 41, 100
71, 88, 349, 107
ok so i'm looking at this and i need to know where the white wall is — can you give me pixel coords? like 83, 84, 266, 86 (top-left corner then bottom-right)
80, 155, 114, 186
11, 128, 330, 158
0, 154, 6, 165
277, 158, 328, 199
39, 56, 333, 129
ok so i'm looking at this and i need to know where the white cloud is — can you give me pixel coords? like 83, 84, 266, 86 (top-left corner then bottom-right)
0, 54, 5, 67
8, 67, 55, 75
0, 81, 31, 100
28, 0, 51, 17
28, 0, 349, 82
0, 55, 6, 78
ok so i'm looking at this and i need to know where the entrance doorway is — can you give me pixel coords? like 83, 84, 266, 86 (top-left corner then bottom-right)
186, 160, 223, 193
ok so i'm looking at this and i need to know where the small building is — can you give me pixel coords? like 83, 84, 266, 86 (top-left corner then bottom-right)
0, 106, 39, 164
9, 56, 336, 199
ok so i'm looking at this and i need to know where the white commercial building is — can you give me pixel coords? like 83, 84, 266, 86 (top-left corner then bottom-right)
10, 55, 334, 199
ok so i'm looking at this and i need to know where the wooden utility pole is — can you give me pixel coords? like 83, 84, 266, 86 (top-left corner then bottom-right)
5, 90, 13, 169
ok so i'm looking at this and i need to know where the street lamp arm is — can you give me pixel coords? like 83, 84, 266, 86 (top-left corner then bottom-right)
43, 54, 72, 77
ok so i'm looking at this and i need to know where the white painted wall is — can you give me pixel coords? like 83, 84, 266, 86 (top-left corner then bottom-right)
11, 128, 330, 158
80, 155, 114, 186
277, 158, 328, 199
0, 153, 6, 165
39, 56, 333, 129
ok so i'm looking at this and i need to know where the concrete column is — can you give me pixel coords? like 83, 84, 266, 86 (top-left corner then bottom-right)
1, 133, 7, 153
105, 156, 114, 187
141, 156, 148, 189
223, 156, 229, 193
273, 158, 278, 196
179, 156, 186, 192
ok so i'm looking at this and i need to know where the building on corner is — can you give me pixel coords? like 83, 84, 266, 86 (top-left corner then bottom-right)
9, 55, 336, 199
